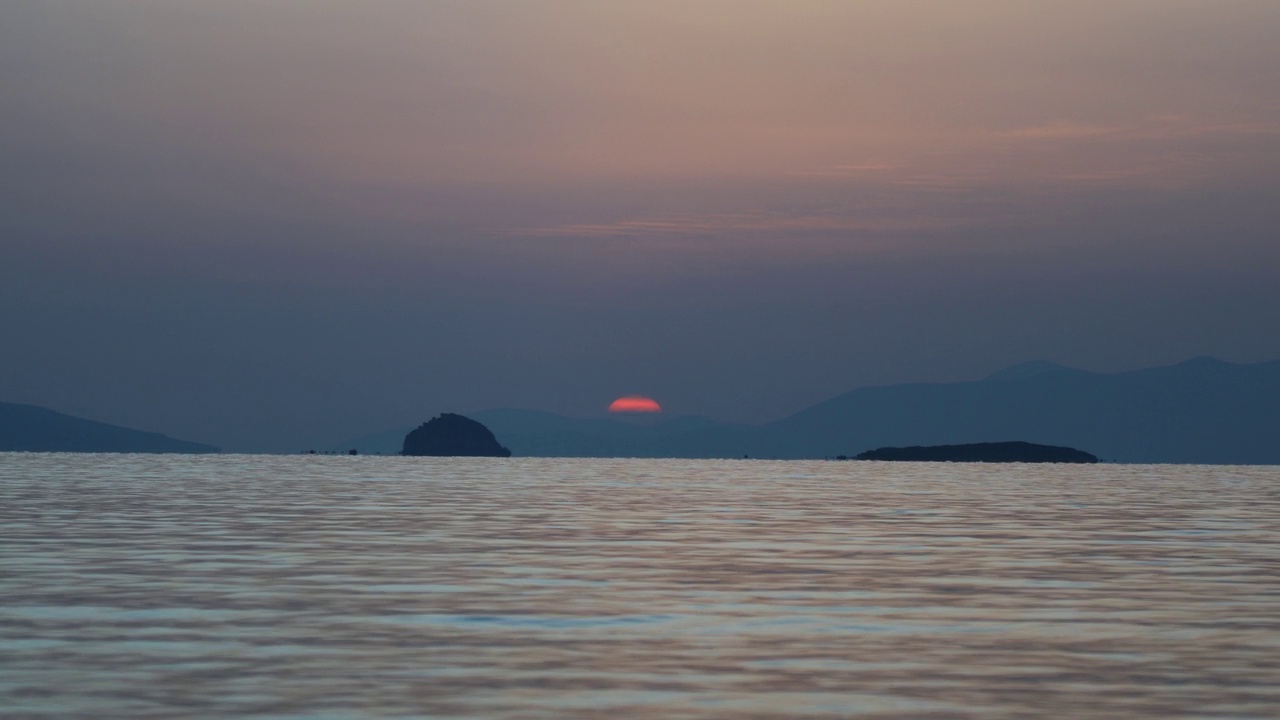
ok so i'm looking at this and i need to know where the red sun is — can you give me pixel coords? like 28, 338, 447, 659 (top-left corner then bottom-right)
608, 395, 663, 413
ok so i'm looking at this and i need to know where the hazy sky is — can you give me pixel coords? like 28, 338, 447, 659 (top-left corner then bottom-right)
3, 1, 1279, 451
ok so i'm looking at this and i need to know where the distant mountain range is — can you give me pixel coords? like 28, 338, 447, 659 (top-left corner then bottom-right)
347, 357, 1280, 464
6, 357, 1277, 462
0, 402, 218, 454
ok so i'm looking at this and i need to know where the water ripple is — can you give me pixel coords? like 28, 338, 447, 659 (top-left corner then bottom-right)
2, 454, 1279, 718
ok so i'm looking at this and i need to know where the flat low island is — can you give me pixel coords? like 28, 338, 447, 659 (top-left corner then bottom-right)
853, 441, 1099, 464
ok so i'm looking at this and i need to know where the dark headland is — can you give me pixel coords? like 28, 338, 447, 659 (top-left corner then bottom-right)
0, 401, 218, 454
853, 441, 1098, 463
402, 413, 512, 457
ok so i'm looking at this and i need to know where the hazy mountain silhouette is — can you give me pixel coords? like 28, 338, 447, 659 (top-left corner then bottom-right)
341, 357, 1280, 464
0, 402, 219, 453
764, 356, 1279, 464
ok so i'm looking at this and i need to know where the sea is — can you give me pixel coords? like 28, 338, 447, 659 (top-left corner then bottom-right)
2, 454, 1278, 719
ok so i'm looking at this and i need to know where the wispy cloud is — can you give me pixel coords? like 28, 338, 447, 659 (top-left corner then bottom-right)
511, 209, 964, 242
1006, 115, 1280, 143
887, 174, 986, 193
776, 114, 1280, 198
789, 162, 898, 178
1006, 121, 1121, 140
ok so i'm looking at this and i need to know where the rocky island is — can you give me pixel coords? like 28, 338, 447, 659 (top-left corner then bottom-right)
402, 413, 512, 457
853, 441, 1098, 463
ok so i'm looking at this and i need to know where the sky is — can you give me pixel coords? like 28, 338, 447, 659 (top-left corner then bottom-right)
2, 1, 1278, 452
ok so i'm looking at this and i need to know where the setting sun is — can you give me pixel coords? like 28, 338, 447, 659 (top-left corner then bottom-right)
608, 396, 662, 413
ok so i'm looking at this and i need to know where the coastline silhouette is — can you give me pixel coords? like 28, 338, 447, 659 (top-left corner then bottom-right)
851, 441, 1098, 463
0, 401, 218, 454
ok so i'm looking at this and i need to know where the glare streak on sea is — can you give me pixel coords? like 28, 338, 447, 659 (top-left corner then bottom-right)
1, 454, 1279, 719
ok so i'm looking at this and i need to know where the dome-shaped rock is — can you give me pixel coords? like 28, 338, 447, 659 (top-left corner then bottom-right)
401, 413, 511, 457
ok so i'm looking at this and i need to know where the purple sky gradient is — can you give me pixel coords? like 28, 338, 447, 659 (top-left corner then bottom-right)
3, 1, 1278, 451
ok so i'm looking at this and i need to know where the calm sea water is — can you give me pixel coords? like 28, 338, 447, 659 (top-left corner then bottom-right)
2, 454, 1278, 719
